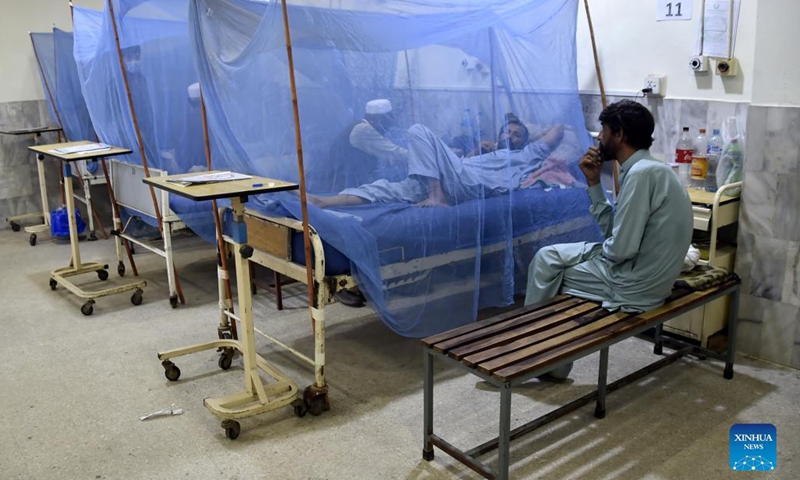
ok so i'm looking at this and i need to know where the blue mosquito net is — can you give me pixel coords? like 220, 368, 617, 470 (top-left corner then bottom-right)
191, 0, 603, 337
72, 1, 213, 233
31, 29, 97, 172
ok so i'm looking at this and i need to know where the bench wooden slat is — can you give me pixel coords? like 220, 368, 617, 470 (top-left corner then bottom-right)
460, 306, 609, 367
476, 310, 631, 376
489, 288, 719, 381
433, 297, 589, 354
451, 302, 601, 361
421, 294, 572, 348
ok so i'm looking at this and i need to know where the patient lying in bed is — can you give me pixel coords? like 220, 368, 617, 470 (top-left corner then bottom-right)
309, 119, 579, 208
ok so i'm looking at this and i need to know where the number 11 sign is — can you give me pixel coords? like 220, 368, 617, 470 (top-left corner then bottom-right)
658, 0, 693, 21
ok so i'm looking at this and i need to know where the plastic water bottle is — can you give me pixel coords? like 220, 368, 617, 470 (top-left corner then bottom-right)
675, 127, 693, 185
717, 138, 743, 196
690, 128, 708, 188
705, 129, 723, 192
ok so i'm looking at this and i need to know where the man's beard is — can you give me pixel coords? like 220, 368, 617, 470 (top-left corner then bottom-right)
598, 141, 615, 162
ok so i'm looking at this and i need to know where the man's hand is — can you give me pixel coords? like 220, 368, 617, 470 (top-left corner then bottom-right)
466, 139, 497, 158
541, 125, 564, 149
580, 146, 603, 187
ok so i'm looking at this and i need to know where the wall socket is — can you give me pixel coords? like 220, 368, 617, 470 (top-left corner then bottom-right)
643, 74, 666, 97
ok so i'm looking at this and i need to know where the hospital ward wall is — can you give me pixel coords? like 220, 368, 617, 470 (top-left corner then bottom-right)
0, 0, 104, 224
575, 0, 800, 369
733, 0, 800, 370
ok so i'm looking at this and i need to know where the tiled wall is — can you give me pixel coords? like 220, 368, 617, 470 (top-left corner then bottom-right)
580, 95, 749, 161
581, 95, 800, 370
735, 105, 800, 368
0, 100, 62, 224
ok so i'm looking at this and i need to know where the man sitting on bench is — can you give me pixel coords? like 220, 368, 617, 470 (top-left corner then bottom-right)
525, 100, 693, 380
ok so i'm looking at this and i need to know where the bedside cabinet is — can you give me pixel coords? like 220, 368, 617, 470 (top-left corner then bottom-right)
663, 182, 742, 347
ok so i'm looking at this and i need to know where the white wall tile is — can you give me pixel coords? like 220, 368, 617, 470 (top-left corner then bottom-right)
739, 172, 778, 238
759, 302, 800, 366
782, 242, 800, 308
735, 318, 762, 357
750, 236, 788, 302
763, 107, 800, 175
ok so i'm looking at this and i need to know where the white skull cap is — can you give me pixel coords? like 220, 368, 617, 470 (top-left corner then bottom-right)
365, 99, 392, 115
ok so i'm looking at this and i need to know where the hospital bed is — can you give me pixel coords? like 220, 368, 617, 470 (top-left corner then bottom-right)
221, 186, 602, 398
108, 158, 210, 306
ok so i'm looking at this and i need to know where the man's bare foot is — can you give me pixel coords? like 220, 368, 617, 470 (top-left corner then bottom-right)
418, 178, 449, 207
417, 196, 449, 207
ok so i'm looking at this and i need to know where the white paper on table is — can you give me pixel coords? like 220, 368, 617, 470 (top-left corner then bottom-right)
702, 0, 733, 58
166, 171, 252, 186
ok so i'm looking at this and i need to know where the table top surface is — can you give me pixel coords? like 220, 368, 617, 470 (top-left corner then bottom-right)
686, 187, 740, 206
0, 125, 62, 135
143, 171, 299, 201
28, 140, 132, 162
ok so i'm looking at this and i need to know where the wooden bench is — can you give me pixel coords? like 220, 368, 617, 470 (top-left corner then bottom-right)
421, 278, 741, 480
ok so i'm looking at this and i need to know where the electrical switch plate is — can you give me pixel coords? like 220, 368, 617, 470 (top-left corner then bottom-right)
644, 74, 666, 97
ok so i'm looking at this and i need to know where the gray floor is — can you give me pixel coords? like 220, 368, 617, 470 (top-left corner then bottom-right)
0, 226, 797, 480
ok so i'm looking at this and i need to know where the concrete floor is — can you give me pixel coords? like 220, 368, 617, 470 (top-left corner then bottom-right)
0, 227, 797, 480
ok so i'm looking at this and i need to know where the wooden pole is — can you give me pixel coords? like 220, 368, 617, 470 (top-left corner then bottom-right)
279, 0, 316, 313
106, 0, 164, 229
199, 87, 238, 339
583, 0, 619, 194
107, 0, 185, 302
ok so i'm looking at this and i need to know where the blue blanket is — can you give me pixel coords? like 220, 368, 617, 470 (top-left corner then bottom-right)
236, 186, 603, 337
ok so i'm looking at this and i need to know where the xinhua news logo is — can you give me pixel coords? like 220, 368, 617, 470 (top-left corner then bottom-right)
729, 424, 777, 472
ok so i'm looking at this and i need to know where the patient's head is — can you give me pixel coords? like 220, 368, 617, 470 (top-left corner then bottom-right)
497, 119, 529, 150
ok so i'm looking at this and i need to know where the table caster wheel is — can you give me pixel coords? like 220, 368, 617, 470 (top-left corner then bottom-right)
29, 233, 37, 246
97, 269, 109, 281
81, 302, 94, 316
292, 399, 307, 418
117, 262, 125, 277
10, 221, 20, 232
131, 289, 144, 306
303, 386, 330, 417
49, 279, 57, 290
162, 360, 180, 381
88, 231, 98, 242
222, 420, 240, 440
218, 349, 234, 371
169, 294, 178, 308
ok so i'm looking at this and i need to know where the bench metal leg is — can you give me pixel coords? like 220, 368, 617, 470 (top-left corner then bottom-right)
423, 350, 435, 461
497, 383, 512, 480
595, 347, 609, 419
724, 291, 740, 380
653, 324, 664, 355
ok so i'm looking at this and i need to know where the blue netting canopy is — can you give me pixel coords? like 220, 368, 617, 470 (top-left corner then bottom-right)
30, 29, 96, 147
73, 1, 212, 231
71, 0, 603, 337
